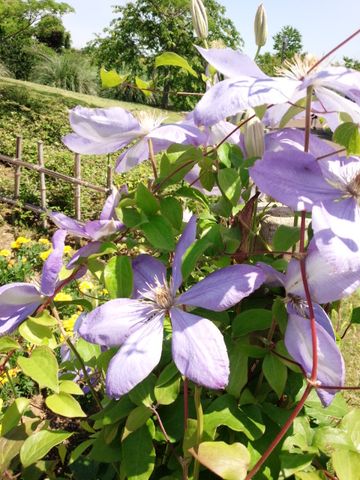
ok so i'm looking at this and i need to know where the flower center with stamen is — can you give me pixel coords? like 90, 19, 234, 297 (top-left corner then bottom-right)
346, 172, 360, 198
134, 111, 167, 135
276, 53, 319, 81
140, 276, 174, 312
285, 294, 308, 317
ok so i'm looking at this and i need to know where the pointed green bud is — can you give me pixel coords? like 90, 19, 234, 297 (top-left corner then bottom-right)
191, 0, 208, 40
254, 4, 268, 47
243, 109, 265, 159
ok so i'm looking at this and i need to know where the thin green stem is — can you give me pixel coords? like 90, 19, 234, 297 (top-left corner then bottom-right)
51, 305, 102, 410
148, 138, 158, 180
254, 45, 261, 60
193, 386, 203, 480
5, 368, 17, 397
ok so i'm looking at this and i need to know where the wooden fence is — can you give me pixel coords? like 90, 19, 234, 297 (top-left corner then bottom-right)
0, 136, 113, 227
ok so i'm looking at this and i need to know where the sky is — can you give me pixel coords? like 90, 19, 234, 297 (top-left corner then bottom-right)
62, 0, 360, 61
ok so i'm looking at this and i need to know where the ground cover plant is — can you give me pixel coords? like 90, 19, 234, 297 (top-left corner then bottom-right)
1, 3, 360, 480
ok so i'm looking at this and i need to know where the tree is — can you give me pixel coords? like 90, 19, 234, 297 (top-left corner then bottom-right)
256, 52, 281, 76
273, 25, 302, 61
343, 56, 360, 71
34, 14, 71, 51
88, 0, 243, 110
0, 0, 73, 78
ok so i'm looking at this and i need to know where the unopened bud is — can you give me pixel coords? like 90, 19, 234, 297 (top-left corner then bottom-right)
254, 4, 268, 47
191, 0, 208, 40
243, 109, 265, 158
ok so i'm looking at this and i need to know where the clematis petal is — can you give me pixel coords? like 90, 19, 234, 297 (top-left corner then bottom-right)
177, 264, 264, 311
49, 212, 88, 239
99, 186, 124, 221
285, 239, 360, 304
172, 215, 197, 293
78, 298, 154, 347
106, 313, 164, 397
132, 254, 167, 298
285, 311, 345, 406
248, 77, 299, 109
66, 105, 141, 143
63, 133, 131, 155
84, 220, 124, 241
302, 67, 360, 103
256, 262, 286, 288
41, 229, 67, 297
0, 283, 42, 334
250, 149, 338, 211
170, 308, 229, 389
286, 303, 335, 340
148, 123, 206, 146
66, 241, 102, 269
196, 46, 268, 79
115, 138, 148, 173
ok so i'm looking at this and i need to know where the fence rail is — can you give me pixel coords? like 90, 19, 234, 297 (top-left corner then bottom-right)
0, 136, 113, 227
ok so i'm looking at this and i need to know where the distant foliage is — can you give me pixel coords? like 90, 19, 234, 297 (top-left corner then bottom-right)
343, 56, 360, 71
30, 51, 99, 95
34, 14, 71, 51
273, 25, 303, 61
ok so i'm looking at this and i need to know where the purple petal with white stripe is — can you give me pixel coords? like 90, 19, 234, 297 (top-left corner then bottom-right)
78, 298, 154, 347
132, 255, 167, 298
285, 311, 345, 406
106, 313, 164, 397
177, 264, 264, 311
99, 187, 123, 221
41, 229, 67, 296
170, 308, 229, 389
0, 283, 42, 334
115, 138, 149, 173
84, 220, 124, 241
66, 241, 102, 269
171, 215, 197, 293
49, 212, 88, 239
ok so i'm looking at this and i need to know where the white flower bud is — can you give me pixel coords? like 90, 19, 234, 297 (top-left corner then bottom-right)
254, 4, 268, 47
191, 0, 208, 40
243, 109, 265, 158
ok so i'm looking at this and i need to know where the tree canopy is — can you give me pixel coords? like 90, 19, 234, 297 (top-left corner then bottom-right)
88, 0, 243, 109
273, 25, 302, 61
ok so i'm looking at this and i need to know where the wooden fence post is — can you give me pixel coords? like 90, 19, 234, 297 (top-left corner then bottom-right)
37, 141, 47, 228
74, 153, 81, 221
106, 165, 113, 192
14, 136, 22, 199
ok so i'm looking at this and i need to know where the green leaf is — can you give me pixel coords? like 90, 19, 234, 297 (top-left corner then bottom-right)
0, 336, 19, 353
135, 76, 152, 97
280, 452, 314, 478
232, 309, 273, 336
0, 420, 38, 472
45, 392, 86, 418
313, 426, 351, 453
273, 225, 301, 251
136, 183, 159, 216
262, 353, 287, 398
20, 430, 73, 468
17, 346, 59, 392
158, 145, 200, 187
29, 311, 57, 326
129, 374, 156, 407
92, 397, 134, 428
122, 405, 152, 440
59, 380, 84, 396
350, 307, 360, 324
1, 398, 30, 436
279, 97, 306, 128
19, 319, 57, 348
160, 197, 183, 231
217, 143, 244, 169
332, 448, 360, 480
226, 340, 248, 398
218, 168, 242, 206
182, 419, 198, 460
204, 395, 265, 441
100, 67, 128, 88
154, 363, 181, 405
141, 215, 175, 251
340, 408, 360, 451
155, 52, 197, 77
75, 338, 101, 362
104, 255, 133, 298
191, 441, 250, 480
122, 419, 156, 480
333, 122, 360, 155
68, 439, 93, 465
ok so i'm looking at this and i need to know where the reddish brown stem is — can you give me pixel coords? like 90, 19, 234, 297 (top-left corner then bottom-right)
306, 28, 360, 76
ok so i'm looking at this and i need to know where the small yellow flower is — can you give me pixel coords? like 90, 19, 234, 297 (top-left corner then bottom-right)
0, 249, 11, 257
102, 288, 109, 295
11, 236, 31, 249
39, 249, 53, 261
38, 238, 51, 245
22, 257, 27, 264
7, 260, 15, 267
63, 245, 73, 255
79, 281, 94, 293
63, 313, 79, 334
54, 292, 73, 302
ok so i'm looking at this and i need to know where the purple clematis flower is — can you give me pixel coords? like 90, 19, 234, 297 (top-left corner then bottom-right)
193, 47, 360, 127
62, 106, 206, 173
0, 230, 85, 335
250, 131, 360, 272
49, 187, 125, 269
78, 216, 265, 397
258, 249, 346, 406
